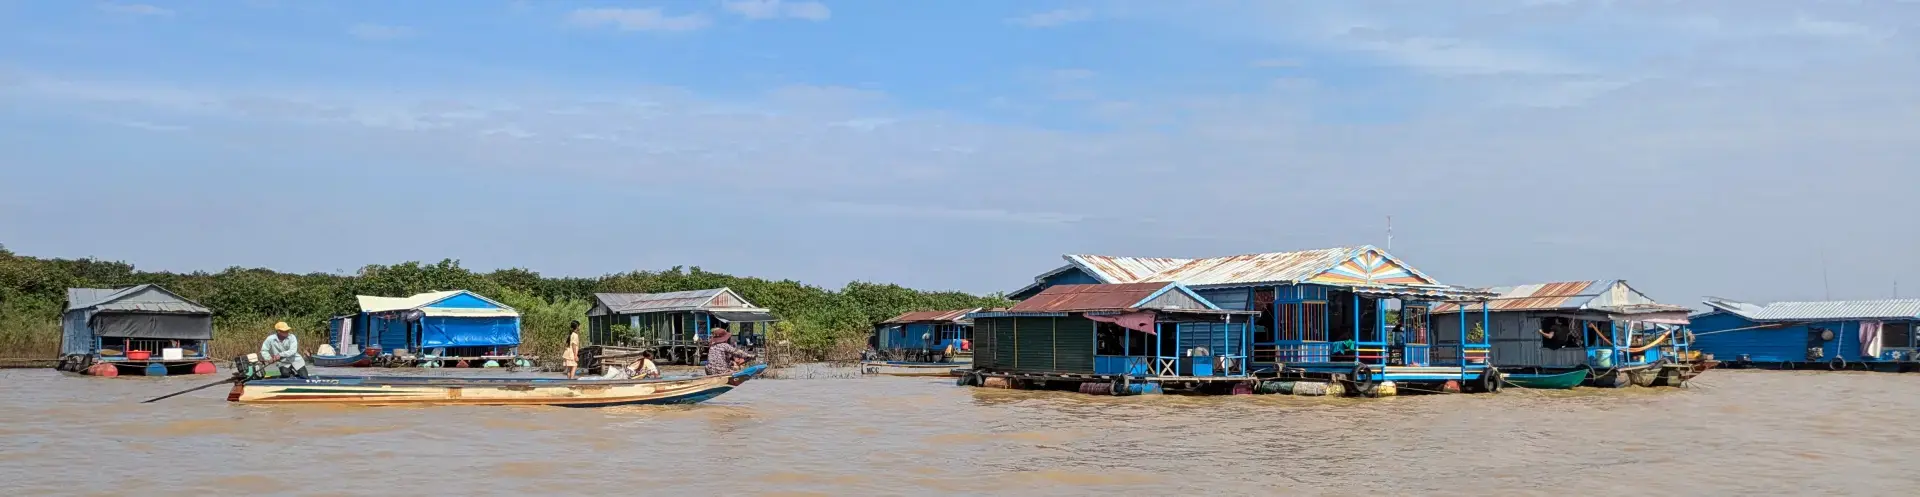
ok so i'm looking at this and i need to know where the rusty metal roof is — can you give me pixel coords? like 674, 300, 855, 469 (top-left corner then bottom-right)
881, 308, 980, 325
1007, 283, 1179, 313
1063, 245, 1442, 289
1432, 280, 1691, 315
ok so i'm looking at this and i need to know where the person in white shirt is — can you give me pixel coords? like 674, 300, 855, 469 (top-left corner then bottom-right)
260, 321, 308, 378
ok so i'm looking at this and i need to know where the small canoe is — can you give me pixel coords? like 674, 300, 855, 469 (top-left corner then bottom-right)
1502, 369, 1586, 390
310, 352, 372, 368
860, 361, 964, 377
227, 364, 767, 407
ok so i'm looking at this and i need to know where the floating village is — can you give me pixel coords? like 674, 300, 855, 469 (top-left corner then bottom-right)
42, 244, 1920, 406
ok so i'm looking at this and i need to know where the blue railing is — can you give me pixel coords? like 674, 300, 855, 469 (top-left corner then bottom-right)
1272, 341, 1332, 363
1404, 344, 1431, 366
1094, 356, 1152, 376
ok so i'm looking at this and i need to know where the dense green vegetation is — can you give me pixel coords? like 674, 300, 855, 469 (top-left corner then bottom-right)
0, 244, 1010, 360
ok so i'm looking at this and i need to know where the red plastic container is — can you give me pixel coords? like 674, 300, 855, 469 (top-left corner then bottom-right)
125, 350, 152, 360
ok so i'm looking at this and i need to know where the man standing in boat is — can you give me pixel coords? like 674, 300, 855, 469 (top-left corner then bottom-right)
705, 327, 755, 376
260, 321, 309, 379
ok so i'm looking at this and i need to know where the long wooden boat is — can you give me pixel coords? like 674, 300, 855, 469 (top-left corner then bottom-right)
227, 364, 767, 407
1502, 369, 1586, 390
859, 361, 964, 377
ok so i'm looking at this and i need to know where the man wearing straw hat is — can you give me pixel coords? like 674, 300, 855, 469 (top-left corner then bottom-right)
261, 321, 309, 379
704, 327, 755, 376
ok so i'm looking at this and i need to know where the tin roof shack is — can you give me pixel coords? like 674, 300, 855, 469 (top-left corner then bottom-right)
1004, 245, 1504, 394
1430, 280, 1698, 388
345, 290, 522, 366
57, 284, 217, 376
587, 288, 778, 366
965, 282, 1260, 395
873, 308, 978, 360
1691, 297, 1920, 372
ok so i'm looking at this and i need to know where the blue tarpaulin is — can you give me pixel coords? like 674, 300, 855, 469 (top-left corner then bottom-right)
420, 316, 521, 348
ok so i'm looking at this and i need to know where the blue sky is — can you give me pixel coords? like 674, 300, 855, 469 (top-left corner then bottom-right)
2, 0, 1917, 307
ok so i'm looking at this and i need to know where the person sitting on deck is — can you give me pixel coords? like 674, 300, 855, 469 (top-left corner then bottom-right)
627, 350, 661, 379
705, 328, 755, 376
261, 321, 309, 379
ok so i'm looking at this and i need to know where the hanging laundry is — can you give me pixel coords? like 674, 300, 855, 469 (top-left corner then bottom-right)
1860, 321, 1883, 359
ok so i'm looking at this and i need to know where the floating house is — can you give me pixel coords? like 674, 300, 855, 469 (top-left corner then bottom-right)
1430, 280, 1701, 388
873, 308, 978, 357
1004, 245, 1503, 394
1690, 297, 1920, 372
56, 284, 217, 377
334, 290, 522, 367
587, 288, 778, 365
964, 282, 1258, 394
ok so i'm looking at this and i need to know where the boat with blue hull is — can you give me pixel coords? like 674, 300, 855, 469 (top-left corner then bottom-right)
227, 363, 767, 407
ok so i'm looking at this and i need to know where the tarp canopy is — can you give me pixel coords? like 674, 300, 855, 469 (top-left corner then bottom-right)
710, 310, 778, 323
357, 291, 519, 318
91, 312, 213, 340
419, 316, 520, 348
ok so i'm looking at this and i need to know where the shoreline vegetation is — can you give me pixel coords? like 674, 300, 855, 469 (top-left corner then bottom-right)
0, 244, 1011, 362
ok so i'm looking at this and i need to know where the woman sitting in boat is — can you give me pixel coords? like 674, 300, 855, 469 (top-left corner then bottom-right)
705, 328, 755, 376
601, 350, 662, 380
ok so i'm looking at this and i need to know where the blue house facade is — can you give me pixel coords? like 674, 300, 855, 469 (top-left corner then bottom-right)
1691, 298, 1920, 371
334, 290, 522, 363
1005, 246, 1504, 392
874, 308, 978, 354
966, 282, 1260, 394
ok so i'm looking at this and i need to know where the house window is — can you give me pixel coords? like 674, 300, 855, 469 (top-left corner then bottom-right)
1302, 301, 1327, 342
1883, 322, 1914, 349
1402, 305, 1430, 345
1275, 304, 1299, 341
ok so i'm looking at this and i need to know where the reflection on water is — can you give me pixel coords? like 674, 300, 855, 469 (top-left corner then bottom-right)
2, 367, 1915, 496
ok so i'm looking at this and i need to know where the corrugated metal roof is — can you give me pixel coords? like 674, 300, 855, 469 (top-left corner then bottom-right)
1064, 245, 1442, 289
882, 308, 979, 325
1705, 298, 1920, 322
65, 285, 212, 314
593, 288, 762, 314
1008, 283, 1175, 313
1432, 280, 1691, 315
1432, 281, 1606, 313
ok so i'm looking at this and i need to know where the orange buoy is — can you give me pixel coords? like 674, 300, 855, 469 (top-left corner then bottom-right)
191, 361, 217, 375
87, 362, 119, 377
455, 360, 470, 368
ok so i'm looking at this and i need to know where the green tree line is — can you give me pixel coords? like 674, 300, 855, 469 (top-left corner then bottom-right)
0, 244, 1011, 360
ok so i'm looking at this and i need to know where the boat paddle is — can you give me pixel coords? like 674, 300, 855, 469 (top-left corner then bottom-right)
142, 377, 239, 403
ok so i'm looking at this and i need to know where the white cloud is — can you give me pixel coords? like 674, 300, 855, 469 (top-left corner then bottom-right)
348, 23, 417, 41
1007, 8, 1092, 28
567, 8, 711, 32
723, 0, 832, 21
98, 3, 174, 17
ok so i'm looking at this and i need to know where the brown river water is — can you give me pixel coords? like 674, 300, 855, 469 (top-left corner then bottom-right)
1, 366, 1915, 496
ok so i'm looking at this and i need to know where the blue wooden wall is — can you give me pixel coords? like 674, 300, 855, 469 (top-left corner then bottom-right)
1691, 312, 1908, 363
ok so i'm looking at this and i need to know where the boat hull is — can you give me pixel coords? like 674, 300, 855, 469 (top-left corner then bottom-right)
228, 364, 766, 407
1503, 370, 1586, 389
310, 353, 372, 368
860, 361, 964, 377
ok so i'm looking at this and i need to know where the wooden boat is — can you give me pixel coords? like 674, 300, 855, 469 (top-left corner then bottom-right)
227, 364, 768, 407
309, 351, 372, 368
859, 361, 964, 377
1502, 369, 1586, 390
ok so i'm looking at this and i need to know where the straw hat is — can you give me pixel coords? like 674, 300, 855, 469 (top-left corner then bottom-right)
273, 322, 292, 332
709, 327, 731, 342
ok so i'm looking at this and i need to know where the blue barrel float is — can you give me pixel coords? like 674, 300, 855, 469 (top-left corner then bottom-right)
144, 363, 169, 376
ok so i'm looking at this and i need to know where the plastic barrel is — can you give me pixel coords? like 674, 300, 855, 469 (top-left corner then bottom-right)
87, 362, 119, 377
482, 360, 500, 368
191, 361, 217, 375
144, 363, 168, 376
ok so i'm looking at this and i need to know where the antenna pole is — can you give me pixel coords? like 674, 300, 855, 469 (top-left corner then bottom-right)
1820, 250, 1832, 300
1386, 215, 1393, 251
